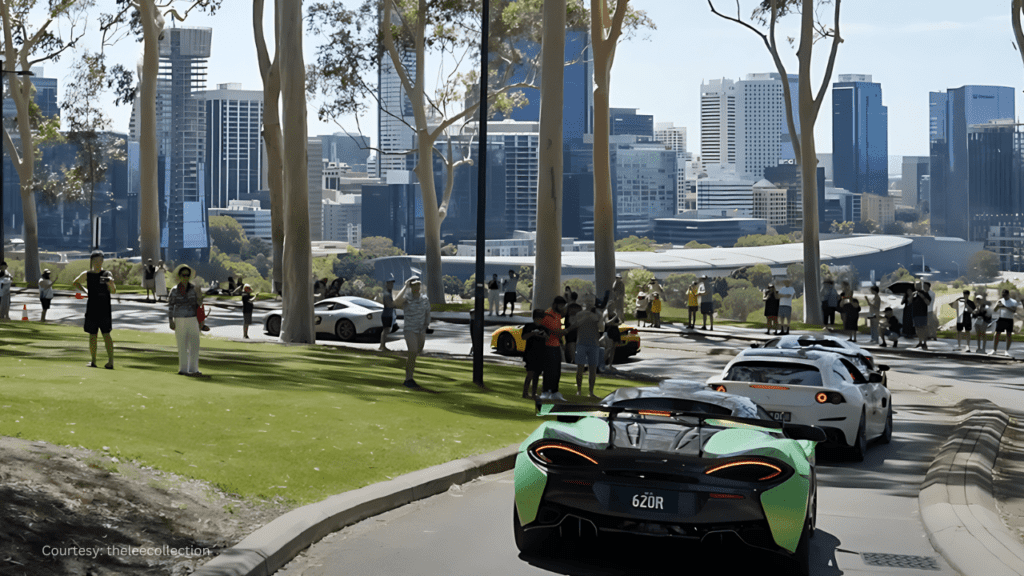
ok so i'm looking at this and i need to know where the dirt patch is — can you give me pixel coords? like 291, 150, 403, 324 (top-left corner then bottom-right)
0, 436, 290, 575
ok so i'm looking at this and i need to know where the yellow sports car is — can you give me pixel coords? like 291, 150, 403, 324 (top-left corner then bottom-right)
490, 323, 641, 361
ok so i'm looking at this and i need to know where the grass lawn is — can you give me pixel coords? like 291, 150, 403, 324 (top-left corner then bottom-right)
0, 322, 643, 506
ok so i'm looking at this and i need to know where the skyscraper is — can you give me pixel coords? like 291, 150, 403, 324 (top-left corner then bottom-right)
377, 47, 416, 180
901, 156, 929, 209
735, 73, 800, 181
832, 74, 888, 197
129, 27, 212, 261
929, 85, 1014, 239
320, 132, 372, 172
201, 83, 264, 210
609, 108, 653, 140
654, 122, 687, 154
700, 78, 736, 165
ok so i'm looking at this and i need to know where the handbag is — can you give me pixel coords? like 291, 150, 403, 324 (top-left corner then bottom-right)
197, 305, 207, 324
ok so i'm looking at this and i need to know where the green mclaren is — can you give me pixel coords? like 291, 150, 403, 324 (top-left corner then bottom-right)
513, 380, 825, 574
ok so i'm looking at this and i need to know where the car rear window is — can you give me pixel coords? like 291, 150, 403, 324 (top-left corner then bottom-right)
724, 362, 824, 387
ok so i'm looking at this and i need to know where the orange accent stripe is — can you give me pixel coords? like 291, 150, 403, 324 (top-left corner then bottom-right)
705, 460, 783, 481
709, 493, 745, 499
638, 410, 672, 417
535, 444, 599, 465
750, 384, 790, 390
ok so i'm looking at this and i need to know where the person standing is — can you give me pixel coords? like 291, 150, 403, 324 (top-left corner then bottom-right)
650, 293, 662, 328
777, 279, 795, 335
394, 276, 431, 387
900, 288, 917, 341
949, 290, 975, 352
487, 274, 500, 316
539, 296, 568, 401
611, 273, 626, 321
521, 309, 549, 399
502, 269, 518, 316
634, 288, 648, 327
38, 269, 54, 322
866, 286, 882, 344
990, 289, 1019, 356
925, 282, 939, 341
973, 294, 992, 354
143, 258, 164, 302
73, 251, 117, 369
563, 302, 581, 363
241, 284, 255, 339
167, 265, 203, 376
843, 297, 861, 342
699, 276, 715, 330
0, 260, 12, 321
571, 295, 605, 397
820, 279, 839, 329
910, 283, 932, 350
763, 283, 779, 335
686, 280, 700, 329
600, 308, 621, 371
378, 277, 396, 351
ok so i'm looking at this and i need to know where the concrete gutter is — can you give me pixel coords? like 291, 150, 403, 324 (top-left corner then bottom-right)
192, 444, 518, 576
920, 400, 1024, 576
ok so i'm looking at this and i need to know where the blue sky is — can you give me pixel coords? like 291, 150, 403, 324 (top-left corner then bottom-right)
43, 1, 1024, 160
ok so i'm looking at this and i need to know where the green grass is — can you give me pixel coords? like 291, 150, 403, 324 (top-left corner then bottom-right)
0, 323, 639, 506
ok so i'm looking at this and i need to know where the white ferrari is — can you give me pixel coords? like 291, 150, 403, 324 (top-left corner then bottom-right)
263, 296, 397, 341
707, 348, 892, 461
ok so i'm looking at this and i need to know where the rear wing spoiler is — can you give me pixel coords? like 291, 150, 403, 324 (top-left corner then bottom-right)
536, 401, 827, 444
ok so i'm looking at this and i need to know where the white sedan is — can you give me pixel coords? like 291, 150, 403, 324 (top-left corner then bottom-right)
263, 296, 397, 341
707, 348, 892, 461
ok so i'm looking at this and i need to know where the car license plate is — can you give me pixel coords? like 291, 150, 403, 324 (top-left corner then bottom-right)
769, 411, 792, 422
608, 486, 686, 515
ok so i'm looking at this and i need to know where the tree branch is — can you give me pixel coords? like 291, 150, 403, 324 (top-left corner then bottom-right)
812, 0, 842, 119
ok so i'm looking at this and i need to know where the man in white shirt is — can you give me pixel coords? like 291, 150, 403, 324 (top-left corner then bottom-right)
777, 279, 796, 335
395, 276, 431, 386
991, 289, 1020, 356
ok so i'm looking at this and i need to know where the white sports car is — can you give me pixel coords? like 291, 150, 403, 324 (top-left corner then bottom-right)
707, 348, 892, 461
263, 296, 398, 341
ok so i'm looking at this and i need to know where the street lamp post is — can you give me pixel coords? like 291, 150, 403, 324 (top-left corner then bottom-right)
472, 0, 489, 386
0, 55, 34, 264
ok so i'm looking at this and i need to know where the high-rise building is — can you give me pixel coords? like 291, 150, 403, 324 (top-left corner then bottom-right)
700, 78, 736, 165
201, 83, 264, 210
377, 45, 416, 180
612, 136, 676, 235
735, 73, 800, 182
968, 120, 1024, 243
763, 164, 826, 233
127, 27, 212, 261
654, 122, 687, 153
696, 175, 755, 217
929, 85, 1014, 239
901, 156, 930, 209
860, 192, 895, 227
308, 137, 324, 242
610, 108, 653, 140
322, 195, 362, 245
832, 74, 888, 197
752, 179, 788, 228
320, 132, 372, 173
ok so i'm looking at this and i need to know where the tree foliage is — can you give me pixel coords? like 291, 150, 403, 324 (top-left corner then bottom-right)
662, 272, 698, 307
357, 236, 406, 259
614, 235, 658, 252
209, 216, 249, 256
967, 250, 1000, 281
683, 240, 711, 249
734, 233, 794, 247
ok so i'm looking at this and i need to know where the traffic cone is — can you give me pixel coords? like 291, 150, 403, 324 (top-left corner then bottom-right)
21, 304, 28, 321
75, 292, 84, 299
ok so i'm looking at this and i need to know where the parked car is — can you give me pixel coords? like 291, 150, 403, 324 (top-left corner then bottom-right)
490, 323, 641, 361
514, 380, 825, 574
263, 296, 397, 340
751, 334, 890, 386
708, 348, 892, 461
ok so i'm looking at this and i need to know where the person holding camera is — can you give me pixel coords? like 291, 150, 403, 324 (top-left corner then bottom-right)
73, 250, 117, 369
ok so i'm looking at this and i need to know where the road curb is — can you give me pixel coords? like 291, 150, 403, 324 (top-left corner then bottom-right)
192, 443, 519, 576
920, 400, 1024, 576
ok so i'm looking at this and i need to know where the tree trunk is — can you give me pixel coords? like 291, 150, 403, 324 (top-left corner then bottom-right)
591, 61, 615, 299
798, 0, 822, 325
139, 0, 164, 294
278, 0, 313, 343
254, 0, 284, 294
532, 0, 565, 310
416, 145, 445, 303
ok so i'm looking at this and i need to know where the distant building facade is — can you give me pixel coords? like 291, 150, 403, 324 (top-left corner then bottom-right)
208, 200, 271, 242
832, 74, 888, 197
901, 156, 930, 209
735, 73, 800, 181
201, 83, 264, 210
700, 78, 736, 165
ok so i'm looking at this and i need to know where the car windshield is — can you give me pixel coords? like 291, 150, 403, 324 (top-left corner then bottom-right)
724, 362, 824, 387
609, 397, 732, 416
345, 297, 382, 309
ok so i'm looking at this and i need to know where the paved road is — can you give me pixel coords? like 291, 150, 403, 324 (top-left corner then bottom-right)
275, 368, 962, 576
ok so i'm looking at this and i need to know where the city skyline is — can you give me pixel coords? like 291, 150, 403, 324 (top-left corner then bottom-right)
34, 2, 1024, 160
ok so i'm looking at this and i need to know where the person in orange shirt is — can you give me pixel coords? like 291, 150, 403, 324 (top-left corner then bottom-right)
539, 296, 568, 401
650, 293, 662, 328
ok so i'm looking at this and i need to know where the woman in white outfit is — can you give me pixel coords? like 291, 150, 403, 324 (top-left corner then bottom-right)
167, 265, 204, 376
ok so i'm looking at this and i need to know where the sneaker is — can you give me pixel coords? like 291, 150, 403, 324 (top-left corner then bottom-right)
986, 349, 995, 355
537, 391, 551, 400
550, 392, 566, 402
1003, 350, 1012, 357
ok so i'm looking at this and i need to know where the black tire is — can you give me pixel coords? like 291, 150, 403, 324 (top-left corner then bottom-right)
335, 319, 356, 341
849, 411, 868, 462
880, 405, 893, 444
266, 315, 281, 337
497, 332, 517, 355
513, 505, 550, 556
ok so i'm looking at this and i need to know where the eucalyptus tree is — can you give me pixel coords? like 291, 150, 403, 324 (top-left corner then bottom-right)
308, 0, 538, 303
709, 0, 843, 324
1, 0, 88, 284
253, 0, 283, 295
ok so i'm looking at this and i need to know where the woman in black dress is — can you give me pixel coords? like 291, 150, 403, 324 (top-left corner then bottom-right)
763, 284, 780, 335
72, 251, 116, 369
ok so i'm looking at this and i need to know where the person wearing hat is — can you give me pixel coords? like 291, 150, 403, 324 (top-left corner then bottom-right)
699, 275, 715, 330
73, 250, 117, 369
611, 272, 626, 321
167, 264, 204, 376
38, 269, 54, 322
0, 260, 12, 321
394, 276, 431, 386
378, 276, 397, 351
143, 257, 164, 303
241, 284, 256, 339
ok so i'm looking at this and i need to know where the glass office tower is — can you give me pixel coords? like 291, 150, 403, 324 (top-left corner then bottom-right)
832, 75, 888, 197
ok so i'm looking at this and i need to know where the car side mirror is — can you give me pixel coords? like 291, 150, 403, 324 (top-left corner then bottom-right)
877, 364, 890, 371
784, 424, 828, 443
868, 373, 883, 383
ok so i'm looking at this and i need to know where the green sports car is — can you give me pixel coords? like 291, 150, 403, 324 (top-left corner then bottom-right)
513, 380, 825, 574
